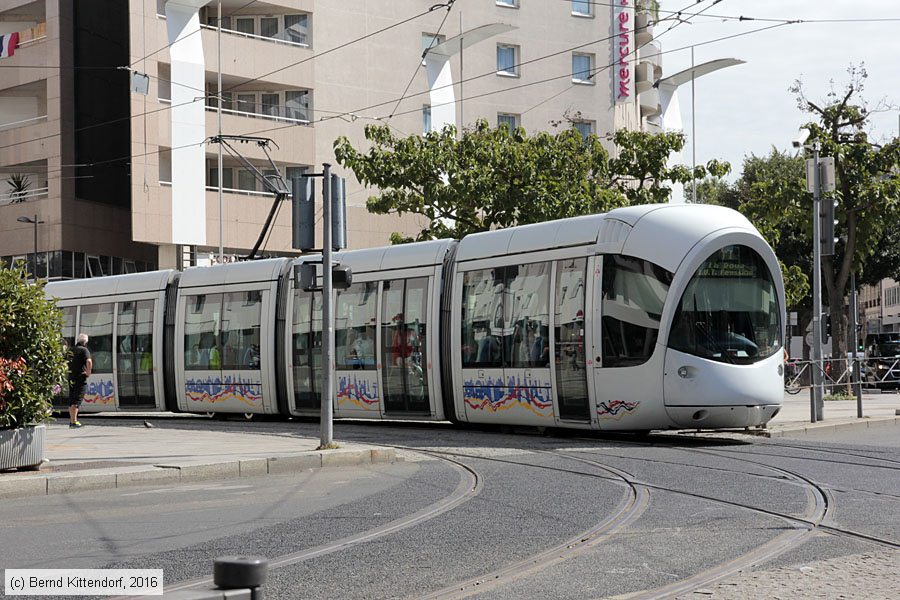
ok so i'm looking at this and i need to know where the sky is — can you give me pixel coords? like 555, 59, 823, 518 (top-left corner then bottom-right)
657, 0, 900, 181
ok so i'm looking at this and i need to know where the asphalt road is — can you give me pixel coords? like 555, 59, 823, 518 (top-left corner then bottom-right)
1, 419, 898, 599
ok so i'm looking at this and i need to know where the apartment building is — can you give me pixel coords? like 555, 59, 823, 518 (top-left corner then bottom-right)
0, 0, 662, 279
861, 278, 900, 334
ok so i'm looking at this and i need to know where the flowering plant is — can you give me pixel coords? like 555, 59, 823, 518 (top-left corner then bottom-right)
0, 263, 66, 429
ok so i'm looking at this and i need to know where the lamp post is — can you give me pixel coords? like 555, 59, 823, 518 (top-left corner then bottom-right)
16, 214, 44, 278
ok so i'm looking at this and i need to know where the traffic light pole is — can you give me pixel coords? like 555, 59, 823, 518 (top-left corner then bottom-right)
321, 163, 334, 448
810, 144, 824, 423
851, 270, 863, 418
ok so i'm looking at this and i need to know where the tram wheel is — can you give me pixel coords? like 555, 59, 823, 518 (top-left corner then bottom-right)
244, 413, 254, 421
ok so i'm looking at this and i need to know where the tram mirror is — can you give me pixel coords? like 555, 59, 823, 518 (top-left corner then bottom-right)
333, 264, 353, 290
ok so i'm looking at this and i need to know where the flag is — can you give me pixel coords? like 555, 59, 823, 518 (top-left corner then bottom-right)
0, 32, 19, 59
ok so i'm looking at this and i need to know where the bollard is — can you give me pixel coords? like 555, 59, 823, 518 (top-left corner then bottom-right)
213, 556, 268, 600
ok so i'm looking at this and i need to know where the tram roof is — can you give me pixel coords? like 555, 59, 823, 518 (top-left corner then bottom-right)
321, 239, 456, 274
178, 257, 291, 289
45, 269, 179, 300
455, 203, 757, 270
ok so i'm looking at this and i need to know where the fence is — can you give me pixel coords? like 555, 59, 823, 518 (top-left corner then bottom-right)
784, 356, 900, 393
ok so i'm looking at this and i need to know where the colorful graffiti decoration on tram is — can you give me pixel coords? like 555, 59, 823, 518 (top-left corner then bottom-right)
463, 375, 552, 416
185, 375, 262, 407
337, 375, 379, 410
83, 379, 115, 405
597, 399, 639, 419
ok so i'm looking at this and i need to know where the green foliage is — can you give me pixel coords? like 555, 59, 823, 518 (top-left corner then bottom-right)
0, 263, 67, 429
5, 173, 31, 203
334, 119, 728, 241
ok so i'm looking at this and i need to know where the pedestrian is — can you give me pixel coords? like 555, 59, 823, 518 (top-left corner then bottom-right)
67, 332, 92, 428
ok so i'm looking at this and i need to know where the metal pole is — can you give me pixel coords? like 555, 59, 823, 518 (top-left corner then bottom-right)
459, 11, 463, 130
217, 0, 224, 264
32, 214, 38, 278
811, 144, 823, 422
320, 163, 334, 447
691, 47, 696, 203
851, 270, 863, 417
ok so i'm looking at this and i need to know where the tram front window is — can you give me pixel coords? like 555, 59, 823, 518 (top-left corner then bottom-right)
668, 245, 780, 365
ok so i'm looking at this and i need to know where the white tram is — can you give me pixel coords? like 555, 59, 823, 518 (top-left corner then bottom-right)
46, 204, 785, 431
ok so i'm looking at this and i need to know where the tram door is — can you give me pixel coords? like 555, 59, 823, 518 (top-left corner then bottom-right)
592, 255, 671, 426
553, 259, 590, 421
381, 278, 430, 414
116, 300, 156, 407
291, 289, 323, 410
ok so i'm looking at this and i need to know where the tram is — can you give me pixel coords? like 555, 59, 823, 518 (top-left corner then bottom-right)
46, 203, 785, 431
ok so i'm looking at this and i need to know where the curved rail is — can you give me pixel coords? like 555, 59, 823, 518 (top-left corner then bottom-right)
419, 450, 650, 600
159, 450, 481, 595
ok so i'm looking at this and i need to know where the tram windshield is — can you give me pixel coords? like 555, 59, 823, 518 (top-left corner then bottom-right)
668, 245, 780, 365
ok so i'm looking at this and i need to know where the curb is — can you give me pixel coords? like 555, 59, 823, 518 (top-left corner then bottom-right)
0, 447, 396, 500
742, 416, 900, 438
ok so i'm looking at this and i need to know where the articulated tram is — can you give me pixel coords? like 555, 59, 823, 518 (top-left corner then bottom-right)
46, 203, 785, 431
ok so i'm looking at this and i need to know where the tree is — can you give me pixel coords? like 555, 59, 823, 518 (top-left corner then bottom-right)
698, 66, 900, 368
334, 119, 728, 242
792, 66, 900, 367
0, 262, 67, 429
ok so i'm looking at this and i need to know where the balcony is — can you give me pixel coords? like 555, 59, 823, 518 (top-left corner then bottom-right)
639, 87, 660, 118
638, 41, 662, 79
634, 62, 655, 94
635, 12, 653, 45
0, 80, 47, 131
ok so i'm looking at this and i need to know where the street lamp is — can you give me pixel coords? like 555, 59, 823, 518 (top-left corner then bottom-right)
17, 214, 45, 278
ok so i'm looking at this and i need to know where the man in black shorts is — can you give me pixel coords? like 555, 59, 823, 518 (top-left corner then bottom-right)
68, 333, 92, 428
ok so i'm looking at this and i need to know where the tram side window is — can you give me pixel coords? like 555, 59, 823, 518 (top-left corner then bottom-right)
461, 268, 504, 368
61, 306, 77, 354
601, 255, 672, 367
505, 263, 550, 368
79, 303, 114, 373
335, 282, 377, 370
556, 258, 587, 370
221, 291, 262, 370
184, 294, 223, 370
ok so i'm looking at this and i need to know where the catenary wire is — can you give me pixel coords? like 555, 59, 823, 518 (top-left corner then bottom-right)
21, 19, 798, 182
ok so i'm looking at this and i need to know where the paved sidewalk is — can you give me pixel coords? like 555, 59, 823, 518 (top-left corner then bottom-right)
0, 420, 396, 500
1, 392, 896, 499
755, 390, 900, 438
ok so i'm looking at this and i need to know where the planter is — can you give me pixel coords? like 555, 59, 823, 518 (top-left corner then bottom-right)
0, 424, 46, 471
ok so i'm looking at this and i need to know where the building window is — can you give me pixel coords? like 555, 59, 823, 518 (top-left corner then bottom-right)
498, 113, 519, 131
423, 105, 432, 134
573, 121, 593, 139
235, 17, 255, 35
261, 93, 279, 117
284, 14, 309, 45
422, 33, 445, 64
572, 0, 591, 16
496, 0, 518, 7
260, 17, 279, 38
285, 90, 310, 121
497, 44, 519, 76
238, 169, 256, 192
572, 53, 594, 83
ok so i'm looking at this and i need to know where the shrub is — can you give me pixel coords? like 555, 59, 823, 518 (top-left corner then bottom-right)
0, 262, 67, 429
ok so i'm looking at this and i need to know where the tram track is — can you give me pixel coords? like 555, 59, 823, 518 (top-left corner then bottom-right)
153, 451, 482, 597
417, 451, 650, 600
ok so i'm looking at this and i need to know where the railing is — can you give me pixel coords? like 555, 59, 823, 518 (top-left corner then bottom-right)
203, 104, 311, 126
159, 180, 277, 198
199, 23, 310, 49
0, 186, 49, 206
16, 22, 46, 47
784, 356, 900, 393
0, 114, 47, 132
